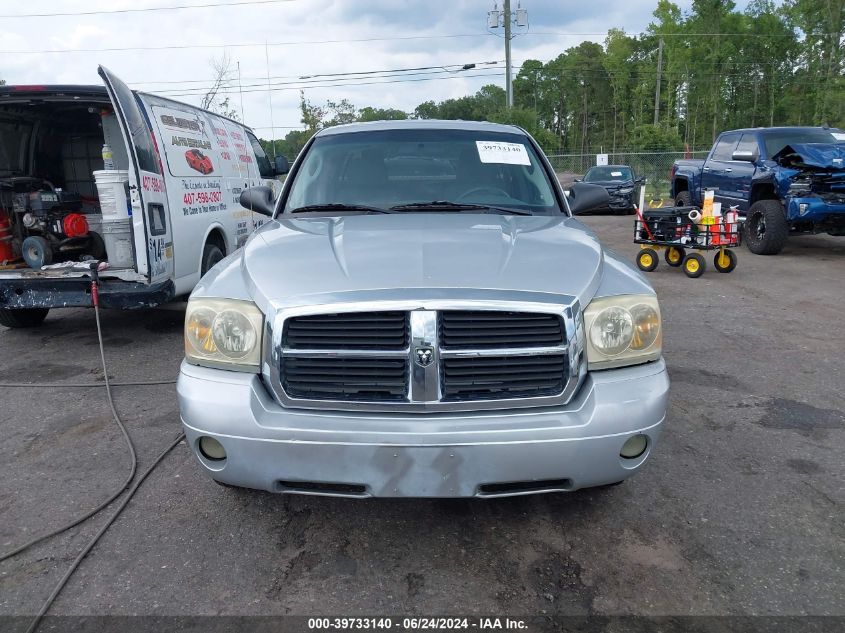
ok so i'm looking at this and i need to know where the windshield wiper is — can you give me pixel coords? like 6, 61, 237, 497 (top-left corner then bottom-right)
389, 201, 533, 216
290, 203, 389, 214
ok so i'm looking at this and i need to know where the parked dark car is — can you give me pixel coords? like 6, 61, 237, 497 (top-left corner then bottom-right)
575, 165, 643, 215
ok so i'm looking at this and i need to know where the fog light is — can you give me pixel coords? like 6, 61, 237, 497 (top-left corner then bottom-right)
199, 436, 226, 461
620, 434, 648, 459
799, 203, 809, 216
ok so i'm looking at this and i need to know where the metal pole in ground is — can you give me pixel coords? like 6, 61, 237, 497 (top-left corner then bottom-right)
504, 0, 513, 108
653, 38, 663, 126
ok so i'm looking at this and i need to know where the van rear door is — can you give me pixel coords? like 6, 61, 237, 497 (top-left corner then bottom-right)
98, 66, 174, 284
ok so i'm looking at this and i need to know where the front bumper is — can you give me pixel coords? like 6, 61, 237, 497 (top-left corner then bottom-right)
608, 194, 636, 210
786, 197, 845, 224
178, 358, 669, 498
0, 277, 175, 309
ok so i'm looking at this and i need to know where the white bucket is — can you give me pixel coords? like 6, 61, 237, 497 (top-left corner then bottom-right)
101, 218, 134, 268
94, 170, 130, 218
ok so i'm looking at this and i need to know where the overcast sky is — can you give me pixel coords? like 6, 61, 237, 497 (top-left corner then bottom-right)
2, 0, 747, 137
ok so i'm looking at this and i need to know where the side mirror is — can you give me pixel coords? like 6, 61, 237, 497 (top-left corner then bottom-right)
567, 182, 611, 215
635, 177, 645, 185
732, 149, 758, 163
240, 186, 275, 216
273, 155, 290, 175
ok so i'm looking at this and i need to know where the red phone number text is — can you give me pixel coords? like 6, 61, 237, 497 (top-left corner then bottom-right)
183, 191, 222, 204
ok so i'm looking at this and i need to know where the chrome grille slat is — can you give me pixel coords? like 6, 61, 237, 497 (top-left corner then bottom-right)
439, 345, 566, 358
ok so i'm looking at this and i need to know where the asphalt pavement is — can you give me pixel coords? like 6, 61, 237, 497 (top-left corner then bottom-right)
1, 216, 842, 626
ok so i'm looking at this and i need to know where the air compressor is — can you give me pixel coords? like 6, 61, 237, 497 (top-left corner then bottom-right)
0, 178, 105, 269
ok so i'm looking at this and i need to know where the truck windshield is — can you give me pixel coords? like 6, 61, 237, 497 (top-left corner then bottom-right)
283, 128, 561, 215
764, 129, 844, 158
584, 166, 633, 182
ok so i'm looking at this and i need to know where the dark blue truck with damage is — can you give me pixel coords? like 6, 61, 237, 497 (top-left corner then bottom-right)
671, 127, 845, 255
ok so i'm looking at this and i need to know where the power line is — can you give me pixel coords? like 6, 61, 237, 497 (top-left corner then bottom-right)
150, 67, 503, 96
0, 0, 299, 19
129, 61, 503, 87
126, 53, 813, 94
161, 71, 508, 98
3, 28, 827, 55
0, 32, 490, 55
128, 61, 831, 100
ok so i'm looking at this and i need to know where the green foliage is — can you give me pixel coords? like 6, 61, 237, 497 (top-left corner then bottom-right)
626, 124, 683, 151
358, 107, 408, 122
487, 107, 559, 149
413, 84, 506, 121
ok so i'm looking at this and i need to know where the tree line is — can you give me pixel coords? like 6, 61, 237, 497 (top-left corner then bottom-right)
261, 0, 843, 158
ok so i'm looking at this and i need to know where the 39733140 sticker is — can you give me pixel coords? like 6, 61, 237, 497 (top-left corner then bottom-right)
476, 141, 531, 166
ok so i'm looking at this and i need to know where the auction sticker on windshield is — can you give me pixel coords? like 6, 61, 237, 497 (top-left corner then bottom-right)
476, 141, 531, 165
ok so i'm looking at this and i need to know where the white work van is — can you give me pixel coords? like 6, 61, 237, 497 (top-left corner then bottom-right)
0, 66, 287, 327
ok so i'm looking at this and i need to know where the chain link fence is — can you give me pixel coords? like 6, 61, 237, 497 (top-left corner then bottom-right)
546, 151, 709, 203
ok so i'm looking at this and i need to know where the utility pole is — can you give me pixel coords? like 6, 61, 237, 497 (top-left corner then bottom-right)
488, 2, 526, 109
653, 38, 663, 126
504, 0, 513, 108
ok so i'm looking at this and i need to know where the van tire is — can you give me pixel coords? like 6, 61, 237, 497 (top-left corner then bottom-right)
744, 199, 788, 255
201, 243, 225, 276
675, 190, 691, 208
0, 308, 50, 328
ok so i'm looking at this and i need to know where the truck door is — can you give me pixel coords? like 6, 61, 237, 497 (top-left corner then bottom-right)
701, 133, 739, 206
98, 66, 174, 284
723, 133, 760, 213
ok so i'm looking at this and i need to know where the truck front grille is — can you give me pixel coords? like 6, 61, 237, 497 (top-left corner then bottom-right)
281, 356, 408, 401
272, 305, 582, 411
284, 311, 408, 350
439, 310, 564, 349
441, 354, 568, 401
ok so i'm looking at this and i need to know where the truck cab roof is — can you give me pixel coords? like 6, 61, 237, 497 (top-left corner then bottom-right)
721, 126, 841, 136
317, 119, 526, 137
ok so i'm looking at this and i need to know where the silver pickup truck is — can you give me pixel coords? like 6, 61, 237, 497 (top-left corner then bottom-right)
177, 120, 669, 498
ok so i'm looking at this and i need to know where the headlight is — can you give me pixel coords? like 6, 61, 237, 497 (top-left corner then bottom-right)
584, 294, 661, 370
185, 298, 264, 372
617, 187, 634, 194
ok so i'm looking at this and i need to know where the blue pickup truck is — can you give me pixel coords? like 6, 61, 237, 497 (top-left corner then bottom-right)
671, 127, 845, 254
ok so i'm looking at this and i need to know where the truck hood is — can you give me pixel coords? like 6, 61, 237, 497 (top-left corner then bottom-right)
773, 143, 845, 171
234, 214, 606, 308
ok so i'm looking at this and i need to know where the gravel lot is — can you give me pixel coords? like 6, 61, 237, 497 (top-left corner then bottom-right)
1, 216, 843, 626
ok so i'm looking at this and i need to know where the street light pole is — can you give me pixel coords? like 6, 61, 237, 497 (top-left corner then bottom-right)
504, 0, 513, 108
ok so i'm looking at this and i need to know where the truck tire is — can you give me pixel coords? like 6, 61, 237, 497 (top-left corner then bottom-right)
744, 199, 788, 255
0, 308, 50, 328
201, 243, 225, 276
675, 190, 691, 207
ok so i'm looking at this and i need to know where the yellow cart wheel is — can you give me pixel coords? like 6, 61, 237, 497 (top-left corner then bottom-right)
682, 253, 706, 278
664, 246, 686, 267
636, 248, 659, 272
714, 249, 737, 273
